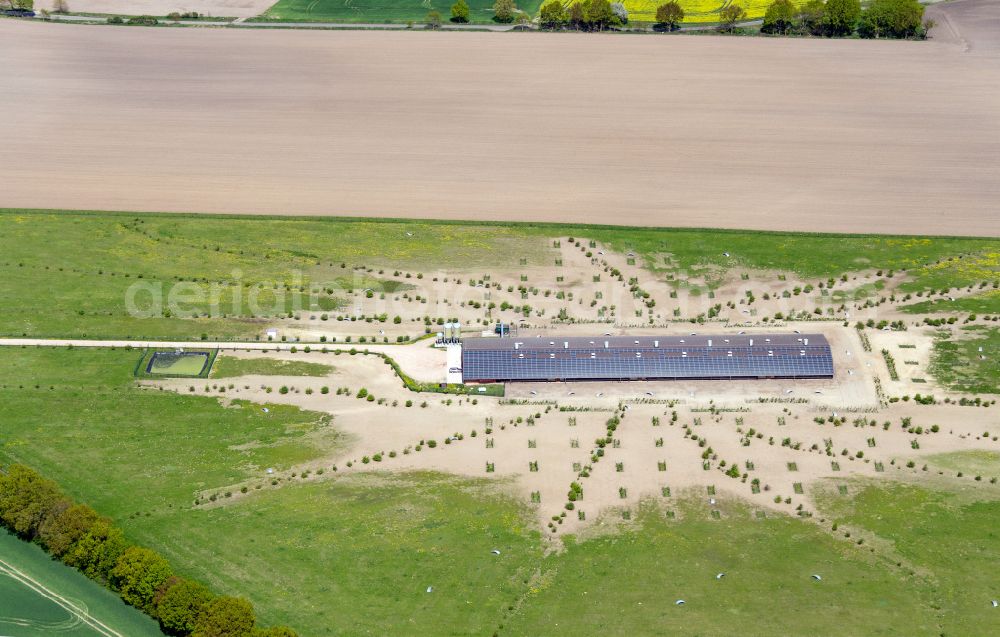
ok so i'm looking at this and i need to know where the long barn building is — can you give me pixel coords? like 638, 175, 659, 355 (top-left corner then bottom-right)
460, 334, 833, 383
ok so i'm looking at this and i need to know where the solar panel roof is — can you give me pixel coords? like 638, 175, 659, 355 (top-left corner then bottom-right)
461, 333, 833, 382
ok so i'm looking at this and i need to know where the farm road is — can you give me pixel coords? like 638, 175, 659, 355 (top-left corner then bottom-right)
0, 338, 447, 382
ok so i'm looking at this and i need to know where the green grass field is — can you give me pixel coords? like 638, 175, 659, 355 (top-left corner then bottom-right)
0, 529, 164, 637
0, 211, 549, 341
0, 347, 342, 518
2, 209, 999, 342
260, 0, 543, 24
902, 289, 1000, 315
211, 356, 334, 379
127, 473, 545, 635
925, 450, 1000, 475
929, 326, 1000, 394
816, 478, 1000, 635
503, 498, 940, 636
3, 347, 1000, 635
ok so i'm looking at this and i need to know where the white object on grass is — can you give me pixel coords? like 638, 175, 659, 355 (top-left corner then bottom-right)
812, 574, 822, 581
675, 599, 685, 605
426, 586, 433, 593
491, 549, 501, 555
716, 573, 725, 580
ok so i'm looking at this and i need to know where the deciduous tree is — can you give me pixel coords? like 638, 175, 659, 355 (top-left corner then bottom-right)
585, 0, 616, 30
611, 1, 628, 24
493, 0, 517, 23
0, 464, 63, 539
63, 519, 128, 583
252, 627, 299, 637
823, 0, 860, 35
718, 3, 747, 30
450, 0, 470, 23
655, 1, 684, 30
858, 0, 924, 38
154, 577, 215, 635
193, 596, 256, 637
38, 502, 99, 558
762, 0, 796, 33
797, 0, 826, 35
110, 546, 174, 613
539, 0, 567, 28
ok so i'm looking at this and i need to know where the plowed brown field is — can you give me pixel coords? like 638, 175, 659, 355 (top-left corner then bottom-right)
2, 19, 999, 235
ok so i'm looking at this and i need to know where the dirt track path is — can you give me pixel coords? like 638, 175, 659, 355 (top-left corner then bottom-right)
927, 0, 1000, 56
2, 20, 999, 235
0, 337, 447, 382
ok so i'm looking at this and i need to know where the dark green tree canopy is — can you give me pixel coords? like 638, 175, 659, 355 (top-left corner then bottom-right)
762, 0, 797, 33
193, 596, 256, 637
823, 0, 861, 36
539, 0, 568, 28
655, 1, 684, 29
110, 546, 174, 613
797, 0, 826, 35
585, 0, 616, 30
155, 577, 216, 635
38, 502, 100, 558
252, 627, 299, 637
493, 0, 517, 23
859, 0, 925, 38
450, 0, 470, 23
63, 518, 128, 583
0, 464, 62, 538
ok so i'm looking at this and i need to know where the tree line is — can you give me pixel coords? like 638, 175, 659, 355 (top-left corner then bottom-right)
762, 0, 928, 39
0, 464, 297, 637
440, 0, 927, 38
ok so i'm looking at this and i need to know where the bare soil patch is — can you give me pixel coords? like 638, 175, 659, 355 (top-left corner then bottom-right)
31, 0, 273, 17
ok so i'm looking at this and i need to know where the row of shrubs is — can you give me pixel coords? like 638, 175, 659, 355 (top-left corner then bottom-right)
0, 464, 297, 637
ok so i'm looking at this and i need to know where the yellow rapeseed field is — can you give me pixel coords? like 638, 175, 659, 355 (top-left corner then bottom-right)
621, 0, 788, 23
